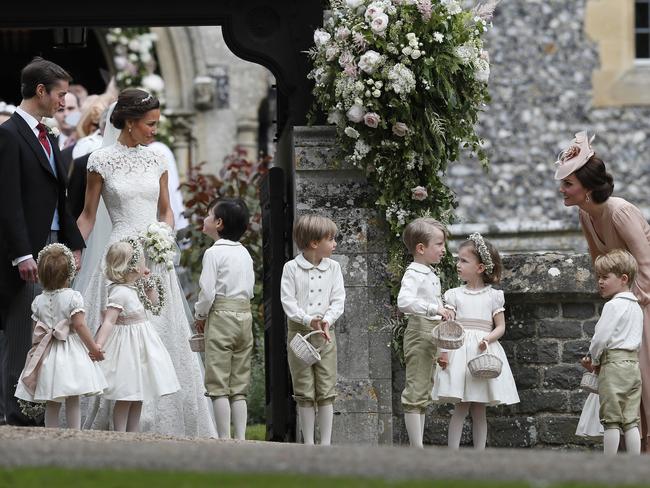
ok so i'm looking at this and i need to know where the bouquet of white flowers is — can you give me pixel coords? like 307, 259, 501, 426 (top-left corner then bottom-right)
141, 222, 178, 270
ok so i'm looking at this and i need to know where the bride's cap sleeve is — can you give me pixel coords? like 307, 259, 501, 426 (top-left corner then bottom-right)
87, 150, 106, 179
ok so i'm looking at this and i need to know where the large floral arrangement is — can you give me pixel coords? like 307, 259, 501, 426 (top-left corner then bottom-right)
309, 0, 497, 360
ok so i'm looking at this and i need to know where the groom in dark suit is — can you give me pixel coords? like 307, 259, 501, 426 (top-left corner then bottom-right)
0, 57, 84, 425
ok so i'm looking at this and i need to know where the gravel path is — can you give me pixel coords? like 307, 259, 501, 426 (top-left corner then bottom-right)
1, 426, 650, 484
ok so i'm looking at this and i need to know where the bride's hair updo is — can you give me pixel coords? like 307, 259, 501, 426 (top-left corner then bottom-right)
110, 88, 160, 129
574, 156, 615, 204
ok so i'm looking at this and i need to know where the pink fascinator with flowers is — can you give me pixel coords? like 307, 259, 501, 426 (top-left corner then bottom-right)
554, 131, 595, 180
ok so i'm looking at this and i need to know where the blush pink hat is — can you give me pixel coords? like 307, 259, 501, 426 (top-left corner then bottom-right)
554, 131, 595, 180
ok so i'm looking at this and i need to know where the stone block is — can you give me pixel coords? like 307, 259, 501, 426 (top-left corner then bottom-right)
583, 319, 598, 337
509, 389, 568, 414
424, 416, 453, 447
516, 339, 560, 364
371, 378, 393, 414
332, 411, 379, 445
511, 365, 540, 390
500, 340, 516, 361
538, 319, 583, 338
505, 302, 559, 321
335, 378, 378, 413
562, 339, 591, 362
335, 253, 368, 287
562, 302, 596, 319
543, 364, 584, 389
377, 412, 393, 445
487, 416, 537, 447
538, 415, 588, 445
367, 252, 390, 286
503, 319, 537, 340
568, 390, 590, 413
294, 126, 349, 171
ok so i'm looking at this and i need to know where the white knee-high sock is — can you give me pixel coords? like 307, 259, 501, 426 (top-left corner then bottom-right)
604, 428, 620, 455
231, 400, 247, 440
212, 397, 231, 439
65, 396, 80, 429
448, 403, 470, 449
420, 413, 426, 442
624, 427, 641, 455
298, 406, 316, 445
470, 403, 487, 450
404, 412, 423, 448
113, 401, 130, 432
317, 404, 334, 445
44, 401, 61, 428
126, 401, 142, 432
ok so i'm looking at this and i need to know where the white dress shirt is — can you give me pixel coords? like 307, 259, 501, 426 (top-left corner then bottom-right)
194, 239, 255, 320
72, 130, 103, 159
280, 254, 346, 327
397, 262, 443, 319
590, 291, 643, 365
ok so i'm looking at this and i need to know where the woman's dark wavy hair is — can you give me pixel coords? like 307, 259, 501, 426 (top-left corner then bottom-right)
574, 156, 614, 204
110, 88, 160, 129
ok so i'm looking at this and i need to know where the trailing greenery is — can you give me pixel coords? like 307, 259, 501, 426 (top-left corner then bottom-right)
308, 0, 496, 362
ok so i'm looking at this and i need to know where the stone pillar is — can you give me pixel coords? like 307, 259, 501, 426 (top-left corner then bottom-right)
293, 126, 393, 445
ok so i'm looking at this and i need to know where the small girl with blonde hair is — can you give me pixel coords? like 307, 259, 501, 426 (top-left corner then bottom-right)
14, 243, 106, 429
95, 238, 180, 432
432, 233, 519, 449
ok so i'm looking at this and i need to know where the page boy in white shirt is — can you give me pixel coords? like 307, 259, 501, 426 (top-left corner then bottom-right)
280, 214, 345, 445
581, 249, 643, 455
194, 198, 254, 440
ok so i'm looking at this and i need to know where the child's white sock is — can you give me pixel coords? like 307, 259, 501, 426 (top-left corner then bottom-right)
65, 396, 80, 429
44, 401, 61, 428
231, 399, 247, 440
317, 404, 334, 445
298, 406, 316, 445
604, 428, 620, 455
212, 397, 232, 439
624, 427, 641, 455
126, 401, 142, 432
470, 403, 487, 450
420, 413, 426, 441
113, 401, 130, 432
404, 412, 423, 448
448, 402, 470, 449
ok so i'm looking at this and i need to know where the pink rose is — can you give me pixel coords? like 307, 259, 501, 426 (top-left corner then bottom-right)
411, 186, 428, 201
392, 122, 408, 137
363, 112, 380, 128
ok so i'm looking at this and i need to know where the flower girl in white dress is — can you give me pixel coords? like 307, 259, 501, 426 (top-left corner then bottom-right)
432, 233, 519, 449
95, 238, 180, 432
15, 244, 106, 428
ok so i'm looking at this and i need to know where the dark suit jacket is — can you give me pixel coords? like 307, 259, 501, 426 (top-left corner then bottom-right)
0, 112, 84, 306
67, 153, 90, 220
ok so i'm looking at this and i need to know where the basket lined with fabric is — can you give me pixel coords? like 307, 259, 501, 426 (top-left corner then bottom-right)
468, 345, 503, 379
189, 333, 205, 352
431, 320, 465, 350
289, 330, 323, 366
580, 371, 599, 394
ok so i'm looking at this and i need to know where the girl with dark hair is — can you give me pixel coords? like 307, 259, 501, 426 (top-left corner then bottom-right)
556, 131, 650, 449
75, 88, 217, 437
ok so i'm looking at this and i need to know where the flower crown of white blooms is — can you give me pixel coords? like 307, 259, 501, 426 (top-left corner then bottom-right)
37, 243, 76, 282
468, 232, 494, 274
137, 93, 153, 105
121, 236, 144, 272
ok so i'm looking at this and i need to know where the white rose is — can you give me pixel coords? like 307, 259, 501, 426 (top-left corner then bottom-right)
142, 74, 165, 94
338, 51, 355, 67
313, 29, 331, 48
411, 50, 422, 60
372, 89, 381, 98
402, 46, 413, 56
335, 26, 351, 41
363, 112, 380, 128
358, 50, 382, 74
128, 39, 141, 51
346, 0, 363, 7
346, 104, 366, 123
371, 14, 389, 33
364, 4, 384, 21
344, 127, 360, 139
392, 122, 408, 137
406, 33, 416, 41
114, 55, 127, 70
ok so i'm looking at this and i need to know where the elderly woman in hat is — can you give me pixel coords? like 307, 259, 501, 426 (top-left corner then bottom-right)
556, 131, 650, 449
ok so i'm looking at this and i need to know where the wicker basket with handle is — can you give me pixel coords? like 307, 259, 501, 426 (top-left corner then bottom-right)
580, 371, 599, 394
289, 330, 324, 366
431, 320, 465, 350
467, 344, 503, 379
189, 333, 205, 352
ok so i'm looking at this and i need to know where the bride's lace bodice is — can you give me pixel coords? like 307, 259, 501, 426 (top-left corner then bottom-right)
87, 142, 166, 237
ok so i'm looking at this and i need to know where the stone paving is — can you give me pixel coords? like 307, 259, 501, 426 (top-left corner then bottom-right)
1, 426, 649, 484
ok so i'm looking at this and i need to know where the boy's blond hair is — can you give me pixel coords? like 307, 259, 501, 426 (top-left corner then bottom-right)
293, 214, 337, 250
594, 249, 637, 285
105, 241, 140, 284
402, 217, 448, 255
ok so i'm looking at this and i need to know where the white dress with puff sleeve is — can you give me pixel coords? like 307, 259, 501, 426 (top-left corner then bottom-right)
79, 142, 217, 437
432, 286, 519, 405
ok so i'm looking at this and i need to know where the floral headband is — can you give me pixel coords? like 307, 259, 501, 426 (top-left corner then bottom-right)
554, 131, 595, 180
37, 243, 76, 282
468, 232, 494, 274
121, 236, 144, 272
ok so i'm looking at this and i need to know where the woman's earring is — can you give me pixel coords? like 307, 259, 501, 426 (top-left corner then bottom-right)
128, 127, 132, 134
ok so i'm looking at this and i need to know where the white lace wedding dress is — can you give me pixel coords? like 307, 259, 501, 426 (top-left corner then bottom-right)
79, 141, 216, 437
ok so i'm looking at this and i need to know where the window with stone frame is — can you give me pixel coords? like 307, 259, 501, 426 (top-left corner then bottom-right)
636, 0, 650, 60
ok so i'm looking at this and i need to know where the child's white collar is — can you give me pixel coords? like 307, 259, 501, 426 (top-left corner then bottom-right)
612, 291, 638, 302
213, 239, 241, 247
296, 253, 331, 271
406, 262, 434, 274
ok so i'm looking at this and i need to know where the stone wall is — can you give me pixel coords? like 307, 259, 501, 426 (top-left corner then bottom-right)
392, 252, 604, 449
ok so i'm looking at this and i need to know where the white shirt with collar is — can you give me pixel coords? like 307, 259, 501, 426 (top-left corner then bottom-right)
397, 262, 443, 320
12, 107, 59, 267
280, 254, 346, 327
194, 239, 255, 320
590, 291, 643, 365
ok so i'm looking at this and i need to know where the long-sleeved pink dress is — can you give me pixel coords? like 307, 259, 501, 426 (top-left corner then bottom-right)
579, 196, 650, 441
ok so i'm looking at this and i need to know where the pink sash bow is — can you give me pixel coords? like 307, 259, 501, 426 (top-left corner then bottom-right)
20, 319, 70, 395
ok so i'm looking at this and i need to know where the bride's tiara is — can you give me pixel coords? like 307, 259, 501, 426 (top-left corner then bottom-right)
138, 93, 153, 105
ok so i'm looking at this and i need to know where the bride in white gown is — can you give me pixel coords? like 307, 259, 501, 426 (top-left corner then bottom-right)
75, 88, 216, 437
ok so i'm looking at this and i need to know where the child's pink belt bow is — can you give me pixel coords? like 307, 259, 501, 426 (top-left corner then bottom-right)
20, 319, 70, 395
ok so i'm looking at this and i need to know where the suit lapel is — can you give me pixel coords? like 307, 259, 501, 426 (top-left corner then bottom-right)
10, 112, 56, 179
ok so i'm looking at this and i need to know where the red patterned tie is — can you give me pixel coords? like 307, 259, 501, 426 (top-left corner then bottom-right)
36, 123, 52, 157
